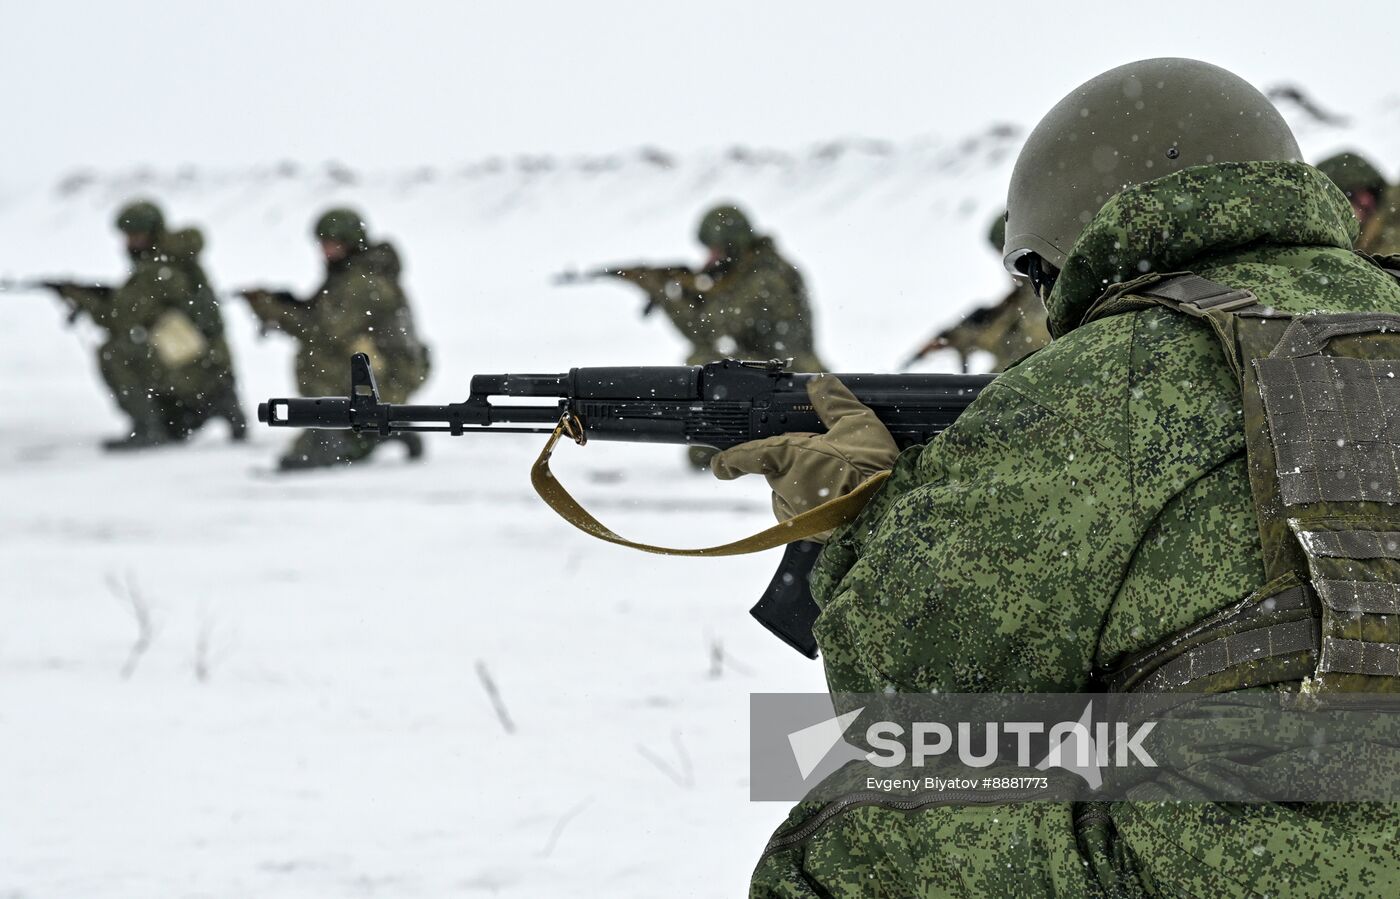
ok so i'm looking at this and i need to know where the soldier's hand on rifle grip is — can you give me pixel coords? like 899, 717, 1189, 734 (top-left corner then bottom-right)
710, 375, 899, 541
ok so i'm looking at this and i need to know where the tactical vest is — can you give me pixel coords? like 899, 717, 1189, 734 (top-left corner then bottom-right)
1091, 265, 1400, 695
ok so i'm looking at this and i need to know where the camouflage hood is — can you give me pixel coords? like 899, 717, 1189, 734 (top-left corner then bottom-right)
154, 227, 204, 260
703, 233, 775, 275
1047, 161, 1358, 338
340, 241, 401, 277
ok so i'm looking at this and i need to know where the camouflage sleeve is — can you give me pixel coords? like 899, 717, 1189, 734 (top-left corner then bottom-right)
809, 366, 1143, 695
52, 284, 113, 324
242, 291, 312, 337
640, 271, 721, 351
655, 295, 716, 350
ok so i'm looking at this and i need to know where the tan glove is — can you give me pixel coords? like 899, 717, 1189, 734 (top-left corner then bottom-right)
710, 375, 899, 541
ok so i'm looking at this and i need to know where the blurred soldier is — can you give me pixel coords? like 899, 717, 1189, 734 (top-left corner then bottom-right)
54, 200, 245, 449
241, 208, 430, 471
1316, 151, 1400, 254
903, 214, 1050, 372
563, 204, 825, 467
685, 205, 825, 372
566, 204, 825, 369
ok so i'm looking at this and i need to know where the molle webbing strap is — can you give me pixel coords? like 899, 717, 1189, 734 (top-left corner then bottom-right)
1134, 618, 1319, 693
1320, 638, 1400, 677
1315, 580, 1400, 614
1255, 354, 1400, 505
1296, 528, 1400, 559
1288, 524, 1400, 691
1104, 583, 1318, 693
1252, 310, 1400, 693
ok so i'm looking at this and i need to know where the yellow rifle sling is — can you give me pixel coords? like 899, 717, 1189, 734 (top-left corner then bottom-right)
529, 414, 890, 556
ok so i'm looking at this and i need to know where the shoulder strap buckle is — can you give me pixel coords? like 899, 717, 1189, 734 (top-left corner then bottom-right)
1139, 273, 1258, 316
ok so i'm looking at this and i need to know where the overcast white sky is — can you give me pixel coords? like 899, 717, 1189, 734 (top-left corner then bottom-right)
2, 0, 1392, 178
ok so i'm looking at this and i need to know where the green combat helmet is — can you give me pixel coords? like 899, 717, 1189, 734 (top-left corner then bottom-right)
1316, 151, 1388, 199
313, 208, 368, 246
114, 200, 165, 235
1004, 57, 1301, 279
697, 204, 755, 254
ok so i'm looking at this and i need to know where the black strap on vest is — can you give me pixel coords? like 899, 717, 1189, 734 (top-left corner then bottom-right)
1103, 582, 1318, 693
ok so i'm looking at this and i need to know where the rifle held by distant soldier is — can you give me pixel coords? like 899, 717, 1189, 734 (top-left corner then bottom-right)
0, 277, 113, 324
553, 263, 702, 317
234, 287, 301, 307
900, 302, 1003, 372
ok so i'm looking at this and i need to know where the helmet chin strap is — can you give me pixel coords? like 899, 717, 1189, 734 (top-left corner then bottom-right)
1026, 255, 1059, 302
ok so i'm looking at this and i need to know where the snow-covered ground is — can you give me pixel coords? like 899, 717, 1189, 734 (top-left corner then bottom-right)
1, 100, 1396, 896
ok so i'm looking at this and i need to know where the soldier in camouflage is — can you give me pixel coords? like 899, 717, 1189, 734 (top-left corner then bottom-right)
57, 200, 245, 449
684, 205, 825, 372
585, 204, 825, 467
577, 205, 825, 371
715, 59, 1400, 897
241, 208, 430, 471
905, 213, 1050, 372
1316, 151, 1400, 255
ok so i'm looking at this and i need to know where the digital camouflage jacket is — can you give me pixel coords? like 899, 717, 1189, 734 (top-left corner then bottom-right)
247, 241, 429, 401
752, 162, 1400, 897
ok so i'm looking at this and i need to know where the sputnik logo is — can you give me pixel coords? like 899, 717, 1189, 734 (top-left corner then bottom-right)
1036, 701, 1103, 789
786, 707, 865, 780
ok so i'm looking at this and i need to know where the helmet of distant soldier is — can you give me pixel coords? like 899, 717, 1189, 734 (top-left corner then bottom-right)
313, 208, 368, 245
1004, 58, 1301, 276
115, 200, 165, 235
697, 204, 756, 253
988, 213, 1007, 254
1316, 151, 1388, 199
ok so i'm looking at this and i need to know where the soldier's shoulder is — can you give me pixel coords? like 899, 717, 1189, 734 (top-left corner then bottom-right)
158, 227, 204, 258
356, 241, 402, 277
989, 312, 1136, 450
992, 303, 1223, 457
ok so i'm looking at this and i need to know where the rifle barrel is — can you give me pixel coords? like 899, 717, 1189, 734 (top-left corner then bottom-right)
260, 357, 993, 450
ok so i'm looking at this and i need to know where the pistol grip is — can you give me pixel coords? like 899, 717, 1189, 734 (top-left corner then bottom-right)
749, 540, 823, 659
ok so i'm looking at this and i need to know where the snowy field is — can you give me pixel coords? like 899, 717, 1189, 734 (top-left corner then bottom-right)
1, 101, 1395, 896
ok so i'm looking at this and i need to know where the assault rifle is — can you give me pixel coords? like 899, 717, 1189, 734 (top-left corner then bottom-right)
260, 354, 993, 658
234, 287, 300, 306
0, 278, 113, 324
900, 289, 1022, 372
553, 263, 698, 317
